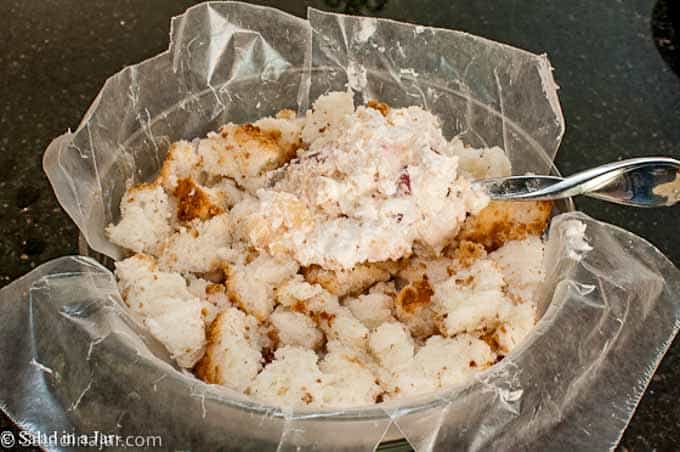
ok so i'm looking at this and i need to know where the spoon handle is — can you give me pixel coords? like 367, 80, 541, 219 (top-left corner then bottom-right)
475, 157, 680, 207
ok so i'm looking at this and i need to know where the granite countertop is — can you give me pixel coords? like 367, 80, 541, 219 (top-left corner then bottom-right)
0, 0, 678, 450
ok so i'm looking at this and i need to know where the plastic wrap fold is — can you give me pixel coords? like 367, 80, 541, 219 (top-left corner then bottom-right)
0, 2, 674, 451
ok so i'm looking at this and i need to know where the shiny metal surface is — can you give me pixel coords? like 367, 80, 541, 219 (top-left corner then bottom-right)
476, 157, 680, 207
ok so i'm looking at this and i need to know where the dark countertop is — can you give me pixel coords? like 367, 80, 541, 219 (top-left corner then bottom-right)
0, 0, 678, 450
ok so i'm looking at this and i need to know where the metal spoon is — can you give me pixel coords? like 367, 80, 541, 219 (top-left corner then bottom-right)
473, 157, 680, 207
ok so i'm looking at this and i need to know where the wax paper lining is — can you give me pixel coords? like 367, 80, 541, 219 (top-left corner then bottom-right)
0, 2, 675, 450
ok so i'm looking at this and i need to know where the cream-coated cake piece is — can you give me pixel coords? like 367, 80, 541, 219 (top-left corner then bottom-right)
246, 93, 489, 270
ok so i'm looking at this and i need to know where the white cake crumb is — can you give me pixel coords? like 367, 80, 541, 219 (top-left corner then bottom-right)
254, 109, 304, 152
195, 308, 264, 391
270, 307, 324, 350
321, 307, 371, 351
247, 346, 325, 408
196, 117, 302, 194
302, 261, 398, 297
145, 302, 206, 368
301, 91, 355, 144
398, 256, 457, 285
490, 236, 545, 303
209, 177, 246, 209
157, 140, 202, 191
414, 334, 495, 390
225, 253, 299, 322
394, 279, 437, 340
276, 274, 340, 314
114, 254, 205, 368
158, 213, 231, 273
368, 322, 415, 371
345, 292, 395, 329
107, 183, 174, 255
494, 302, 536, 353
433, 259, 512, 337
379, 334, 496, 398
186, 276, 231, 325
320, 343, 382, 407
